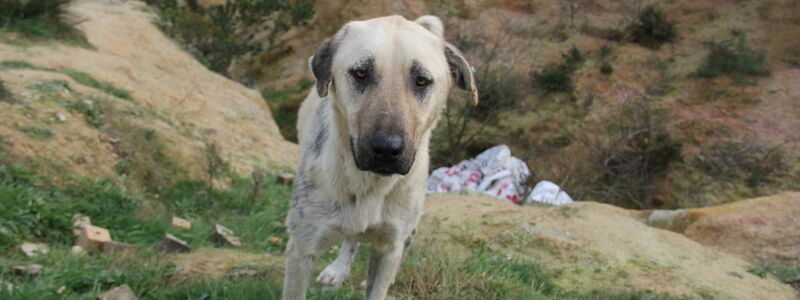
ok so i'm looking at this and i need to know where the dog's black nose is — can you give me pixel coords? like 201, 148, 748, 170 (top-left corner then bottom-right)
371, 135, 403, 161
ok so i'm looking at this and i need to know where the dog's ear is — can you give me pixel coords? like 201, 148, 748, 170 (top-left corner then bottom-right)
445, 43, 478, 105
414, 15, 444, 38
311, 37, 338, 98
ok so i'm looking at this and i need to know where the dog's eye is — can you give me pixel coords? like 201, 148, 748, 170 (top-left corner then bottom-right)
353, 69, 367, 79
415, 77, 430, 87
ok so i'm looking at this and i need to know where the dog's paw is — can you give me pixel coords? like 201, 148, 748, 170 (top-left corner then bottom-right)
316, 262, 350, 286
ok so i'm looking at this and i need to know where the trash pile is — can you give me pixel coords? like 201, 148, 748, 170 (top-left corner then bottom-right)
425, 145, 573, 206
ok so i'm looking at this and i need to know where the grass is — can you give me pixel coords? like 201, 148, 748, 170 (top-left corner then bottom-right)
18, 126, 54, 139
261, 78, 314, 142
0, 79, 12, 103
59, 68, 131, 100
0, 60, 132, 100
0, 0, 92, 48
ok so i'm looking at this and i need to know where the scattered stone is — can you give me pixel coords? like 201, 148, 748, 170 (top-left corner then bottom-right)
13, 264, 43, 277
57, 285, 66, 294
20, 242, 49, 257
225, 264, 261, 279
72, 214, 92, 236
268, 236, 282, 245
98, 284, 138, 300
171, 216, 191, 230
158, 234, 191, 253
102, 241, 138, 256
71, 245, 85, 255
277, 173, 294, 186
76, 224, 111, 251
212, 224, 242, 247
54, 112, 67, 123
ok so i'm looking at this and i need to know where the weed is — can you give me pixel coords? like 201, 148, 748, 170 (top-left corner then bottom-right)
600, 61, 614, 75
0, 59, 39, 70
747, 262, 800, 282
18, 126, 54, 139
0, 0, 91, 47
695, 32, 770, 84
627, 5, 677, 49
66, 97, 106, 128
60, 68, 131, 100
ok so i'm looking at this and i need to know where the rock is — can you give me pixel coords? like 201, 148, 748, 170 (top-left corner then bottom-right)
76, 224, 111, 251
212, 224, 242, 247
54, 112, 67, 123
1, 280, 13, 291
57, 286, 66, 294
225, 264, 261, 278
72, 214, 92, 236
644, 209, 691, 232
158, 234, 191, 253
13, 264, 43, 277
102, 241, 138, 256
98, 284, 138, 300
71, 245, 85, 255
20, 242, 49, 257
277, 173, 294, 186
171, 216, 191, 230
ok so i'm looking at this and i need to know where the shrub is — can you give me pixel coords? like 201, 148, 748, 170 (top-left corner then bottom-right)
0, 0, 89, 46
695, 140, 787, 188
600, 61, 613, 75
695, 32, 770, 84
627, 5, 677, 49
0, 79, 11, 103
578, 99, 682, 208
531, 45, 583, 93
148, 0, 314, 74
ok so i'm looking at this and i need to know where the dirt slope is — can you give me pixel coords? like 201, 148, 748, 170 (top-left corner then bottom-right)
419, 193, 797, 299
0, 0, 297, 181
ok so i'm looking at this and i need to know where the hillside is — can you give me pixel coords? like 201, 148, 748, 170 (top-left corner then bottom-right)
0, 1, 798, 299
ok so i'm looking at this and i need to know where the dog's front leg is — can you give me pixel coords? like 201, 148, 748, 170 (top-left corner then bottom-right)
317, 240, 358, 286
282, 238, 318, 300
365, 242, 404, 300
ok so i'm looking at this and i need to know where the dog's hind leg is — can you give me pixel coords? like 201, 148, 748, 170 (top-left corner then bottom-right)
365, 243, 404, 300
282, 238, 318, 300
317, 240, 358, 286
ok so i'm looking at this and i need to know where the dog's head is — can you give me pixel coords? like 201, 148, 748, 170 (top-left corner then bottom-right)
311, 15, 477, 176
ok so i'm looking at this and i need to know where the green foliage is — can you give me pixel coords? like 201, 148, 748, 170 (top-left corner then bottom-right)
695, 32, 771, 84
531, 45, 583, 93
627, 5, 677, 49
148, 0, 314, 74
261, 78, 314, 142
18, 126, 54, 139
0, 59, 39, 70
696, 140, 787, 189
66, 97, 106, 128
747, 262, 800, 283
0, 0, 90, 47
60, 68, 131, 100
600, 60, 614, 75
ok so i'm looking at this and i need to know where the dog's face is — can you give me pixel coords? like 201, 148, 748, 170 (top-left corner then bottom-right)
311, 15, 477, 175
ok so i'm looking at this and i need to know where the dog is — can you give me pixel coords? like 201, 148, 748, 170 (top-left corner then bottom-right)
282, 15, 477, 300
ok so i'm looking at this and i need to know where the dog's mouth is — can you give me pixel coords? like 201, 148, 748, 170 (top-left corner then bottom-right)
350, 136, 414, 176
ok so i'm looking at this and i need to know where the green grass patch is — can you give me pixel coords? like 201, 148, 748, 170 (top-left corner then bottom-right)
261, 78, 314, 142
59, 68, 131, 100
0, 0, 92, 48
0, 59, 40, 70
747, 262, 800, 282
18, 126, 54, 139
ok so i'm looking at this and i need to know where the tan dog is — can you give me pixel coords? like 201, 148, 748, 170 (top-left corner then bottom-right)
283, 15, 477, 300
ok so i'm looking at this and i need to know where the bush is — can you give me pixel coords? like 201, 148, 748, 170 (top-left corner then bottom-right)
0, 0, 89, 46
148, 0, 314, 74
696, 140, 787, 188
600, 61, 613, 75
0, 79, 11, 103
695, 32, 770, 84
627, 5, 677, 49
531, 45, 583, 93
578, 99, 682, 208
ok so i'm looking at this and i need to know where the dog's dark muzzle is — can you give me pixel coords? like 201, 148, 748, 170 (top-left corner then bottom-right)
353, 134, 414, 175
